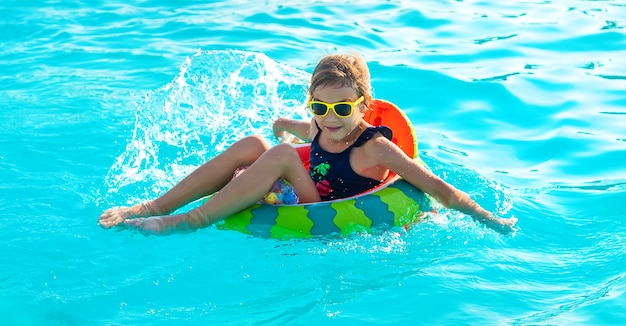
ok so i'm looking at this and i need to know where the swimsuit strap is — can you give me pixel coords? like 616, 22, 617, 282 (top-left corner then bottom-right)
353, 126, 393, 147
314, 120, 321, 131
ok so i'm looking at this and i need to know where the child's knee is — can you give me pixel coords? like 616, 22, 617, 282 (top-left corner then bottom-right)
238, 135, 271, 158
273, 143, 299, 158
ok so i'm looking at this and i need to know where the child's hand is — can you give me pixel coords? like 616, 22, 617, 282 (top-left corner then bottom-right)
98, 205, 139, 228
276, 132, 301, 144
272, 118, 287, 139
484, 216, 518, 234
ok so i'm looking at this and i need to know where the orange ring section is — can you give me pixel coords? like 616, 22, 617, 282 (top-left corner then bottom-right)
365, 99, 417, 159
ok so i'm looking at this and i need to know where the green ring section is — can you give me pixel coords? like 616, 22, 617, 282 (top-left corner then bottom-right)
217, 203, 256, 235
387, 180, 430, 226
331, 199, 373, 236
269, 205, 313, 239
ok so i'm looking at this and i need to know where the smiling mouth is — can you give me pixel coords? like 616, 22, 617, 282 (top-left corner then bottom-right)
326, 126, 342, 132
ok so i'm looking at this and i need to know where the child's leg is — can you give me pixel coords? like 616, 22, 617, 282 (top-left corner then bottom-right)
152, 135, 272, 213
98, 135, 271, 228
128, 143, 320, 233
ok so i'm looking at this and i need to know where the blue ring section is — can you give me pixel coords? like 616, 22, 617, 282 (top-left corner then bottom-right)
247, 204, 279, 238
354, 194, 394, 230
306, 203, 342, 235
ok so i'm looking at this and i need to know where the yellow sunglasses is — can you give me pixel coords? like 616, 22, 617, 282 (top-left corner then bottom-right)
308, 96, 364, 118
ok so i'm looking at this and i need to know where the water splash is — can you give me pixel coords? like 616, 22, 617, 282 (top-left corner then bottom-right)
421, 154, 514, 217
103, 50, 311, 203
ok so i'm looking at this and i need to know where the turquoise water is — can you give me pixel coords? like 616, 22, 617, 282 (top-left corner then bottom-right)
1, 0, 625, 324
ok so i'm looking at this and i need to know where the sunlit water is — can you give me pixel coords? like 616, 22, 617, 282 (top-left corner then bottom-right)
1, 1, 625, 324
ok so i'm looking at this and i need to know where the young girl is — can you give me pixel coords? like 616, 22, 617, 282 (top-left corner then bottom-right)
98, 53, 518, 234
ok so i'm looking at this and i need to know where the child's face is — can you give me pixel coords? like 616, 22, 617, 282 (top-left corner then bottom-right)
311, 85, 364, 142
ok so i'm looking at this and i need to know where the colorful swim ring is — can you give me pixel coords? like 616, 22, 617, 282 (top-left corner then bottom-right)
217, 100, 432, 238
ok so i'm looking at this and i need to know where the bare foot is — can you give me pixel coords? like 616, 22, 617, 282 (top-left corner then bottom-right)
98, 201, 162, 228
123, 213, 192, 235
123, 217, 166, 235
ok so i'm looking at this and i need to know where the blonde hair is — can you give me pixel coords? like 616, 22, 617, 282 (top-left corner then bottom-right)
308, 53, 372, 108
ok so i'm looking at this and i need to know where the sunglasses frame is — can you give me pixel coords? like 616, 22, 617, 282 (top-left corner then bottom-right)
308, 96, 365, 118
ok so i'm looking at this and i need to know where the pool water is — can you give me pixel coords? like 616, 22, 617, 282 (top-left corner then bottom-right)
1, 1, 625, 324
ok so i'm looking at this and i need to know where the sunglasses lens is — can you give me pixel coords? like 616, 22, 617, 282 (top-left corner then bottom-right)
311, 103, 329, 116
334, 104, 352, 117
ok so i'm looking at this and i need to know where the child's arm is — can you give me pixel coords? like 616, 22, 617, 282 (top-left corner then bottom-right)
366, 136, 518, 234
272, 118, 313, 143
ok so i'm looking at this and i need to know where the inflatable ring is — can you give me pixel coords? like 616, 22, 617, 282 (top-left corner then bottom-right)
218, 100, 432, 238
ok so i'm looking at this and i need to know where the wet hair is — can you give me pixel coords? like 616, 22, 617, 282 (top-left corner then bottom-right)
308, 53, 372, 108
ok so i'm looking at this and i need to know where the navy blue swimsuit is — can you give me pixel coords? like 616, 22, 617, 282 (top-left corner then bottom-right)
309, 123, 393, 201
